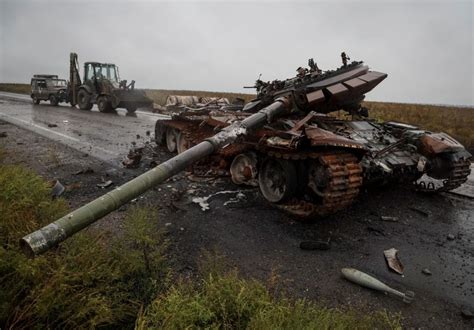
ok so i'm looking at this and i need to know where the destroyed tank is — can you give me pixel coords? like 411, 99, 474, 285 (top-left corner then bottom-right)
22, 54, 472, 255
154, 55, 472, 217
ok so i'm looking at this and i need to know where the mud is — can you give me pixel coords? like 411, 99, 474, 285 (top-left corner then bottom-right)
0, 95, 473, 328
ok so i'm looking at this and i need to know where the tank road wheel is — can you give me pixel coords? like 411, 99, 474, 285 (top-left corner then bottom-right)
176, 131, 191, 154
97, 96, 112, 113
230, 152, 258, 186
165, 127, 179, 153
49, 94, 59, 106
258, 158, 297, 203
32, 96, 40, 105
77, 89, 93, 110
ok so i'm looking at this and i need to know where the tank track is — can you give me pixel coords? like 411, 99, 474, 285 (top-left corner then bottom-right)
265, 151, 363, 218
413, 158, 471, 192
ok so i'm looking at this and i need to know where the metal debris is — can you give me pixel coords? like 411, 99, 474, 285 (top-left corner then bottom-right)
384, 248, 404, 274
421, 268, 432, 276
380, 216, 398, 222
51, 180, 65, 199
447, 234, 455, 240
122, 147, 143, 168
0, 132, 7, 138
97, 180, 113, 188
409, 206, 430, 217
461, 307, 474, 319
300, 239, 331, 251
192, 190, 246, 211
73, 167, 94, 175
341, 268, 415, 304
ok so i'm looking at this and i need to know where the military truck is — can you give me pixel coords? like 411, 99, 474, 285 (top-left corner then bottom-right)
30, 74, 68, 106
68, 53, 152, 113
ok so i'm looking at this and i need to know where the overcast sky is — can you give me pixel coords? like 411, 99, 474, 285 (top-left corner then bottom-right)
0, 0, 472, 105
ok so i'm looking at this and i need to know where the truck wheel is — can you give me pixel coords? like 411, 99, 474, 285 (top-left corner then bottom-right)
32, 96, 40, 105
126, 106, 137, 113
49, 95, 59, 106
97, 96, 112, 113
77, 90, 93, 110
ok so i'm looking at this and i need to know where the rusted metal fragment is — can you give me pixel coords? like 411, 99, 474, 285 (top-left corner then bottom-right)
419, 133, 465, 156
384, 248, 404, 274
305, 127, 365, 149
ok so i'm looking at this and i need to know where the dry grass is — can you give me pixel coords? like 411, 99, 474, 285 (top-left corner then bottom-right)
364, 101, 473, 152
0, 83, 30, 95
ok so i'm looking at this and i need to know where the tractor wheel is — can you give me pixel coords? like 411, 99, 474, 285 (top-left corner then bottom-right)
97, 96, 112, 113
49, 94, 59, 106
32, 96, 40, 105
77, 89, 93, 110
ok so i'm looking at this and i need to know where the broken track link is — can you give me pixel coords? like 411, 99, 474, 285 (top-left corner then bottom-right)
413, 158, 471, 193
267, 151, 363, 218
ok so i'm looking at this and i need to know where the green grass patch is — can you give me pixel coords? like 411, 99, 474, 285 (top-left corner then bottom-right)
137, 270, 401, 329
0, 160, 168, 328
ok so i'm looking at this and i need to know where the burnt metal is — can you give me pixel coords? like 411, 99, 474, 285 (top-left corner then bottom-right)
22, 54, 472, 256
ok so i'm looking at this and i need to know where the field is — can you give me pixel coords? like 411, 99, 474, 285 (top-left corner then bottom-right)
0, 83, 472, 151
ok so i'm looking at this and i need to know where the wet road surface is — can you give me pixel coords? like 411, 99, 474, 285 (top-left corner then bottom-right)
0, 91, 168, 166
0, 92, 473, 327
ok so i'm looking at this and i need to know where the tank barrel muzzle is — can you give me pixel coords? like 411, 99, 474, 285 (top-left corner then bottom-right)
21, 97, 291, 256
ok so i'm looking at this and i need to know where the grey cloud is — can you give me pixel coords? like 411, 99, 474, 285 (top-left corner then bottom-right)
0, 0, 472, 105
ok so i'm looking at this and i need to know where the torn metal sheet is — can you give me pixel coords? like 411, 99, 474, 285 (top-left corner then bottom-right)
384, 248, 404, 274
51, 180, 65, 199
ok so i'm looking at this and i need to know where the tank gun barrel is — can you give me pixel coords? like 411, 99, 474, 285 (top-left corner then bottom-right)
21, 97, 292, 256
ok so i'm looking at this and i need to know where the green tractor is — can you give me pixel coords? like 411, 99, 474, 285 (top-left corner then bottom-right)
69, 53, 152, 113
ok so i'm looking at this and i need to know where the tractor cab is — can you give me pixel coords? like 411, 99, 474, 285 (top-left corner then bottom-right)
83, 62, 120, 89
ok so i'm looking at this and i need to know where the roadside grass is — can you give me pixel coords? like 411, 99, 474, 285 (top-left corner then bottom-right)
364, 101, 473, 152
137, 268, 401, 329
0, 83, 30, 95
0, 155, 168, 328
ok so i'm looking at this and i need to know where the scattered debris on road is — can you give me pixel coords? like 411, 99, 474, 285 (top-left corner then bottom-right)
63, 120, 69, 124
380, 216, 398, 222
73, 167, 94, 175
461, 307, 473, 319
192, 190, 246, 211
97, 180, 113, 189
300, 239, 331, 251
421, 268, 432, 276
122, 147, 143, 168
384, 248, 404, 274
367, 226, 385, 236
341, 268, 415, 304
409, 206, 430, 217
51, 180, 65, 199
447, 234, 455, 241
47, 123, 58, 128
0, 132, 7, 138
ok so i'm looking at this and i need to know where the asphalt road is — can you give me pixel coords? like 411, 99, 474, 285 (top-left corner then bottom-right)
0, 92, 473, 327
